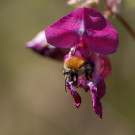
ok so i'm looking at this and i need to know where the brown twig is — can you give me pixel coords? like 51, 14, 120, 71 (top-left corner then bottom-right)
116, 14, 135, 40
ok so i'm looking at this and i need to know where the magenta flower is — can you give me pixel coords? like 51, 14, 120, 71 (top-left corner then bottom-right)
44, 7, 118, 118
26, 31, 69, 60
45, 7, 119, 57
26, 7, 119, 118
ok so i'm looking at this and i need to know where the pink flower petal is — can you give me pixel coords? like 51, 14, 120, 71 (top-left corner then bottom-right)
90, 53, 105, 76
77, 75, 89, 91
100, 55, 111, 78
45, 9, 81, 48
26, 31, 69, 60
66, 82, 81, 108
87, 81, 103, 118
26, 31, 47, 51
92, 76, 106, 99
45, 8, 119, 55
90, 53, 111, 78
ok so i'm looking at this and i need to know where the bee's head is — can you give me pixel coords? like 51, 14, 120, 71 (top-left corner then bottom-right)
63, 68, 77, 82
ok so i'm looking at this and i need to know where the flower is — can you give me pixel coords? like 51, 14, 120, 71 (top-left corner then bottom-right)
103, 0, 122, 18
67, 0, 99, 8
105, 0, 122, 14
26, 31, 69, 60
45, 7, 118, 118
45, 7, 119, 57
66, 81, 82, 108
26, 7, 119, 118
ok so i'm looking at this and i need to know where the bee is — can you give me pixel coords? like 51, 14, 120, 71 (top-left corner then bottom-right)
63, 56, 95, 91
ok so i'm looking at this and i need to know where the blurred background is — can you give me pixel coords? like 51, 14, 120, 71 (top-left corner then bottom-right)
0, 0, 135, 135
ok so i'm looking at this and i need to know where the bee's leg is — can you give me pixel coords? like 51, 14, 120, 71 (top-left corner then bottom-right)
65, 78, 67, 92
63, 71, 67, 92
75, 73, 78, 88
89, 62, 95, 78
89, 71, 92, 78
70, 71, 74, 82
85, 70, 89, 80
70, 71, 77, 87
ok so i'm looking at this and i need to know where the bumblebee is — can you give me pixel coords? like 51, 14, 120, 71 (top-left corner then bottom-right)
63, 56, 95, 90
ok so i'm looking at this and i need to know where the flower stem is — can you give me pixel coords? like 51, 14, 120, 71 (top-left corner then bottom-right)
116, 14, 135, 40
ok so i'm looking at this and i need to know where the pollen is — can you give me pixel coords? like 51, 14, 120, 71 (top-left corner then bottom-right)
65, 56, 85, 71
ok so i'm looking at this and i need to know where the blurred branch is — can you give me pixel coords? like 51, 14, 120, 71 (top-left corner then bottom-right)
116, 14, 135, 40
